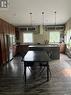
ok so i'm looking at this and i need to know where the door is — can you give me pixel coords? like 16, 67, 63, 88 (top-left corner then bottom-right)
6, 35, 10, 61
0, 40, 2, 64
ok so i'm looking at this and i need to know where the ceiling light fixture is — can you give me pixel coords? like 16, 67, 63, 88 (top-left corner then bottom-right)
54, 11, 56, 30
42, 12, 44, 33
29, 12, 32, 26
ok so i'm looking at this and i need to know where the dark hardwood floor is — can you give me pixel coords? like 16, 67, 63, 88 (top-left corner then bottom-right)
0, 54, 71, 95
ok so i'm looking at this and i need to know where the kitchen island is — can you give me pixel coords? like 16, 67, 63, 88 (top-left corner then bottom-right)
29, 44, 60, 59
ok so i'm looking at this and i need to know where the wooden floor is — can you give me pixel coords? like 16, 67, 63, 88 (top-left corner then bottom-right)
0, 54, 71, 95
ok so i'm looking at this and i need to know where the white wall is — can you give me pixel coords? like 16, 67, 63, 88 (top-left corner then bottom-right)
33, 25, 49, 44
19, 25, 64, 44
65, 18, 71, 32
64, 17, 71, 45
19, 25, 49, 44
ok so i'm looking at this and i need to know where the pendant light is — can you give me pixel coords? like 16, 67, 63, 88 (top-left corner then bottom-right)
54, 11, 56, 30
40, 12, 44, 34
29, 12, 32, 26
42, 12, 44, 31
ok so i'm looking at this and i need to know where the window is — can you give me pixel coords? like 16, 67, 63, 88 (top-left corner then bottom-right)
49, 31, 60, 44
12, 35, 16, 44
23, 33, 33, 43
65, 30, 71, 47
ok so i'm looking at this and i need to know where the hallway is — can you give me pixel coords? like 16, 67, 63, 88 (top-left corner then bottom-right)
0, 54, 71, 95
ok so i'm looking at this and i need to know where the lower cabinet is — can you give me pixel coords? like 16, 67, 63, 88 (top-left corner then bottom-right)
50, 47, 60, 59
0, 34, 16, 64
9, 45, 16, 60
59, 43, 66, 53
0, 45, 16, 64
16, 44, 29, 56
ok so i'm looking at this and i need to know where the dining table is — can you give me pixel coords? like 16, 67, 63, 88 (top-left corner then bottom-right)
23, 50, 50, 83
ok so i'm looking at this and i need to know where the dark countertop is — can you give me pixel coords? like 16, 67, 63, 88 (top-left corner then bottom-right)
29, 44, 59, 48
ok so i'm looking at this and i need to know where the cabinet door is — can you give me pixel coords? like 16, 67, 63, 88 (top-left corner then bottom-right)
0, 19, 3, 34
2, 21, 9, 63
0, 39, 2, 63
0, 34, 6, 64
2, 22, 8, 62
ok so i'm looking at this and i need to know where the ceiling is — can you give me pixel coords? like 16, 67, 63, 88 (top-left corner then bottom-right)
0, 0, 71, 26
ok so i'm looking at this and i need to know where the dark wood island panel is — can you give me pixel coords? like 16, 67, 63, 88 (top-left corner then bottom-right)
29, 44, 60, 60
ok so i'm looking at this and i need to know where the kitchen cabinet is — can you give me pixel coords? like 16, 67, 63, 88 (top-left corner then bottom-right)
0, 18, 16, 64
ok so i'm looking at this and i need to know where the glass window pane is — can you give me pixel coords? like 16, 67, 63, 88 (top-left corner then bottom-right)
23, 33, 33, 43
65, 30, 71, 47
49, 31, 60, 43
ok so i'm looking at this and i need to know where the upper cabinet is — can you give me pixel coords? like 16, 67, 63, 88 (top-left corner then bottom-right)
17, 25, 39, 34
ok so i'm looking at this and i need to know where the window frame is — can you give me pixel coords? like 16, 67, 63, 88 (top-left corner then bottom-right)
49, 31, 60, 44
23, 32, 33, 43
